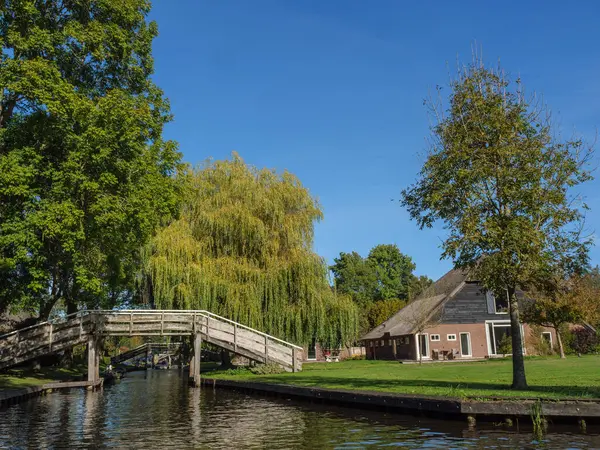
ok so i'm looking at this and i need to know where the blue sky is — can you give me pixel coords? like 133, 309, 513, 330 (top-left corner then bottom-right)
148, 0, 600, 281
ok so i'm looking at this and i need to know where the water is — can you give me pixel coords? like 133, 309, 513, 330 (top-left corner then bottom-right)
1, 370, 598, 449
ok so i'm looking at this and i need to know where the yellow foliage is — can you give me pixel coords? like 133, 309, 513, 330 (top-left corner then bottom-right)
141, 153, 358, 346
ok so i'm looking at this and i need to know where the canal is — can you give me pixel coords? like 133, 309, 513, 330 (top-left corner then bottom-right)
1, 370, 598, 449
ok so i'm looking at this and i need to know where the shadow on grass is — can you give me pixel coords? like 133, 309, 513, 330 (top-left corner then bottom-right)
0, 366, 86, 390
255, 375, 600, 399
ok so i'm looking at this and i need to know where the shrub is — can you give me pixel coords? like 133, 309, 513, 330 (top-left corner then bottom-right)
249, 363, 285, 375
568, 328, 600, 354
497, 334, 512, 356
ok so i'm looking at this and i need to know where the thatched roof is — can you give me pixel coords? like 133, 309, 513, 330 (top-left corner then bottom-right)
360, 268, 470, 340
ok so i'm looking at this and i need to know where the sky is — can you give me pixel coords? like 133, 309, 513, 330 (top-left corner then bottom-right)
148, 0, 600, 281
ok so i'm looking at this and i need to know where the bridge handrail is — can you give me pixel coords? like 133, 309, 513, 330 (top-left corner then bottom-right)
0, 310, 92, 339
95, 309, 303, 350
1, 309, 303, 352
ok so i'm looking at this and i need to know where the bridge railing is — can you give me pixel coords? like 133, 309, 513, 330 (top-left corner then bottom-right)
1, 309, 303, 371
95, 310, 302, 370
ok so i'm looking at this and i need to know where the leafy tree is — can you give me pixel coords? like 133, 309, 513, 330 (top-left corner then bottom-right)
524, 273, 600, 358
367, 298, 405, 330
330, 251, 377, 308
367, 244, 415, 301
401, 57, 593, 389
0, 1, 182, 318
142, 153, 358, 347
409, 275, 434, 300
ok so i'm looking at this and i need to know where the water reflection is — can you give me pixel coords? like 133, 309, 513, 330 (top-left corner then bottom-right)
1, 370, 598, 449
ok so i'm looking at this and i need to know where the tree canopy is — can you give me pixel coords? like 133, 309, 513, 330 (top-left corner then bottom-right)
142, 153, 358, 347
367, 244, 416, 301
0, 0, 182, 317
330, 244, 431, 334
401, 56, 594, 389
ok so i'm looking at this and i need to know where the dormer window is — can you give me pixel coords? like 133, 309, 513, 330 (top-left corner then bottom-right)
486, 290, 509, 314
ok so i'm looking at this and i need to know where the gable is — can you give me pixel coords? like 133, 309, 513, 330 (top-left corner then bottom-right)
440, 282, 524, 324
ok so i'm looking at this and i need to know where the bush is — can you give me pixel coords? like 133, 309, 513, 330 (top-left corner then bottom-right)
249, 363, 285, 375
497, 334, 512, 356
348, 354, 366, 361
568, 328, 600, 354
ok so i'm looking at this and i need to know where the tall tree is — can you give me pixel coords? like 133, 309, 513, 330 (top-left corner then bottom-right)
401, 57, 593, 389
0, 1, 182, 317
367, 244, 416, 301
330, 251, 377, 308
142, 153, 358, 347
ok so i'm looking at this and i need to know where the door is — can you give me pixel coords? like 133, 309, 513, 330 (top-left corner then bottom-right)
418, 334, 429, 359
460, 332, 471, 357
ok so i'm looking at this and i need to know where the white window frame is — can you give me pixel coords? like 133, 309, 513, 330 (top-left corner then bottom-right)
485, 320, 526, 356
415, 333, 430, 360
447, 334, 457, 341
430, 334, 440, 341
541, 331, 553, 348
459, 332, 472, 357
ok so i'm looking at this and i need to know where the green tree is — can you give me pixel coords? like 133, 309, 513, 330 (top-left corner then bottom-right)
409, 275, 434, 300
367, 244, 415, 301
401, 57, 593, 389
142, 153, 358, 347
524, 273, 600, 358
367, 298, 405, 330
330, 251, 377, 308
0, 0, 182, 317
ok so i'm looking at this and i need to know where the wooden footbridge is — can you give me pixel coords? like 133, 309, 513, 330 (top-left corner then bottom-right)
0, 310, 303, 387
111, 342, 182, 366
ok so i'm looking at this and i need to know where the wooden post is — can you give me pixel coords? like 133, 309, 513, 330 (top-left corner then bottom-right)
292, 347, 297, 373
264, 335, 268, 364
87, 335, 99, 385
233, 323, 237, 353
190, 333, 201, 387
146, 343, 152, 370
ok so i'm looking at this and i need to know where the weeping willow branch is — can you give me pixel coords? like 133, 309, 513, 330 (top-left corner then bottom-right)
141, 153, 358, 346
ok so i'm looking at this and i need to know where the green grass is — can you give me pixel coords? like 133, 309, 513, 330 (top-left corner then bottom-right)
0, 365, 86, 390
209, 356, 600, 400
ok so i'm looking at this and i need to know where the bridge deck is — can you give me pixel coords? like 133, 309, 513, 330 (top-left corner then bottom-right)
0, 310, 303, 373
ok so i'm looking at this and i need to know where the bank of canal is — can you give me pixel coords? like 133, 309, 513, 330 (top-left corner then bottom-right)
1, 370, 599, 448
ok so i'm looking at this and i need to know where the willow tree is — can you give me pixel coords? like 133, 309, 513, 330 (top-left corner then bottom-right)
142, 153, 358, 347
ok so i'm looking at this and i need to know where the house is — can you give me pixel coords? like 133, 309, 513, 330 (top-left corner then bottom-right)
360, 268, 556, 361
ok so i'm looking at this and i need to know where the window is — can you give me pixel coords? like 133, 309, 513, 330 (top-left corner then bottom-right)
460, 332, 472, 357
447, 334, 457, 341
369, 341, 374, 348
375, 340, 379, 347
541, 332, 553, 348
307, 338, 317, 360
430, 334, 440, 341
486, 291, 508, 314
381, 340, 385, 347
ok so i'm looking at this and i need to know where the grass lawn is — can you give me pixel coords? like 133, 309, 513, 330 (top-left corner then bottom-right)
210, 356, 600, 400
0, 365, 87, 390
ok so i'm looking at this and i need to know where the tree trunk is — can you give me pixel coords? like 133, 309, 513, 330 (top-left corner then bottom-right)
508, 286, 528, 389
60, 300, 79, 367
556, 328, 566, 359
